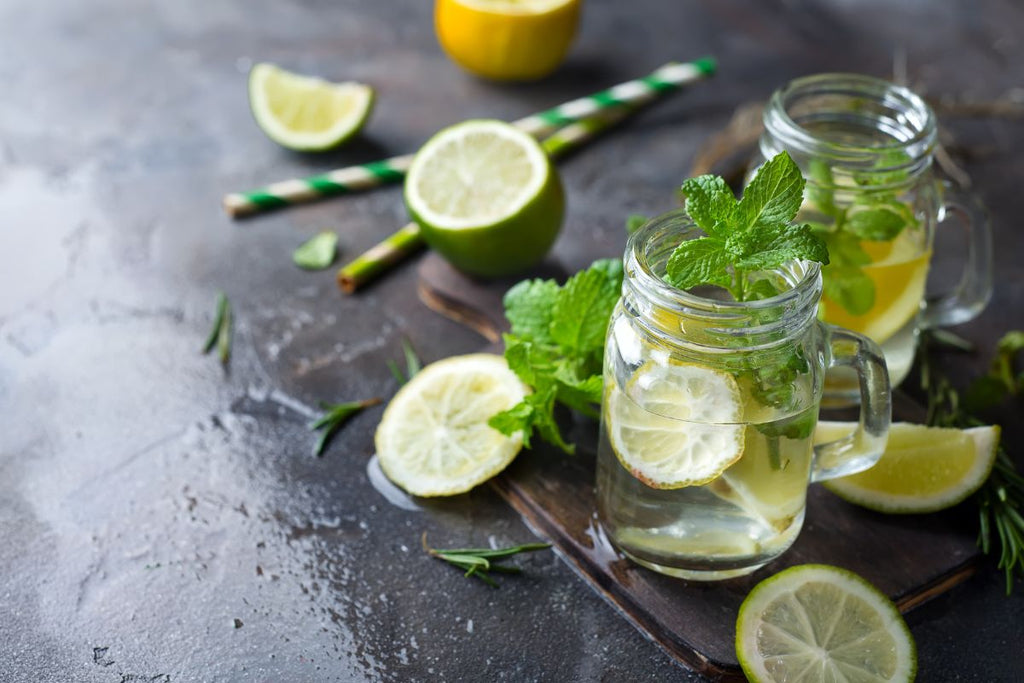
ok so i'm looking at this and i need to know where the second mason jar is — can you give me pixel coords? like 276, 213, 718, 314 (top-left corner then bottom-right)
596, 210, 891, 580
754, 73, 992, 401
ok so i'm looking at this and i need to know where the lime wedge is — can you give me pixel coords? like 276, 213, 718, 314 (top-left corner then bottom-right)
737, 564, 916, 683
374, 353, 527, 497
817, 421, 1000, 513
248, 63, 374, 151
404, 119, 564, 277
606, 362, 744, 489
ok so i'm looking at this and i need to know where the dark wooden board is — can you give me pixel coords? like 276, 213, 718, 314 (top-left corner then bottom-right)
419, 253, 981, 680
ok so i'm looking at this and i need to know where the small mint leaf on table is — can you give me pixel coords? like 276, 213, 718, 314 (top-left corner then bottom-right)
680, 175, 738, 238
293, 231, 339, 270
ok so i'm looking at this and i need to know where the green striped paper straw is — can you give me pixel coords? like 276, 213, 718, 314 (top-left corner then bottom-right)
336, 107, 634, 294
225, 57, 715, 217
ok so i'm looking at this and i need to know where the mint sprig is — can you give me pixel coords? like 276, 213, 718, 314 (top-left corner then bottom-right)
489, 259, 624, 453
666, 152, 829, 300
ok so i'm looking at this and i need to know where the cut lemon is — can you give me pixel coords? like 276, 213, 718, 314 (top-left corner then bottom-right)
248, 63, 374, 151
435, 0, 580, 81
737, 563, 916, 683
375, 353, 527, 497
817, 421, 1000, 513
606, 362, 744, 489
404, 119, 564, 277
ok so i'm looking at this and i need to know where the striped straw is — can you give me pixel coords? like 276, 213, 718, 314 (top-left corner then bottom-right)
336, 107, 635, 294
224, 57, 715, 217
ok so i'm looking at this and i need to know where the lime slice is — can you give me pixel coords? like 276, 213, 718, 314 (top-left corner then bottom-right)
374, 353, 527, 497
817, 421, 1000, 513
737, 564, 916, 683
248, 63, 374, 151
606, 362, 744, 489
404, 119, 564, 277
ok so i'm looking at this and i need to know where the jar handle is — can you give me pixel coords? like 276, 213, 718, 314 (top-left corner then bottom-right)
920, 180, 993, 329
811, 325, 892, 482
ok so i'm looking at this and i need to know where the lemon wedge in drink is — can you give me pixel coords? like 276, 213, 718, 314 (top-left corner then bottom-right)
435, 0, 580, 81
375, 354, 527, 497
816, 421, 1000, 513
736, 564, 916, 683
606, 362, 744, 489
404, 119, 564, 277
248, 63, 374, 151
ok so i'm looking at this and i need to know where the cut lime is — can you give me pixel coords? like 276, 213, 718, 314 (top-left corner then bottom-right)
817, 421, 1000, 513
248, 63, 374, 151
375, 353, 527, 497
737, 563, 916, 683
404, 119, 564, 277
606, 362, 744, 489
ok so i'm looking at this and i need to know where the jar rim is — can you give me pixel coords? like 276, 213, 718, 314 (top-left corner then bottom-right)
624, 209, 822, 350
762, 73, 936, 177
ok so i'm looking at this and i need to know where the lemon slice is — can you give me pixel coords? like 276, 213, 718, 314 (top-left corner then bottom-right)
404, 119, 564, 277
435, 0, 580, 81
737, 564, 916, 683
374, 353, 527, 497
606, 362, 744, 489
817, 421, 1000, 513
248, 63, 374, 151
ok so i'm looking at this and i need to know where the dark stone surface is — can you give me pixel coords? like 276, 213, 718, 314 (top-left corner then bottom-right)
1, 0, 1022, 681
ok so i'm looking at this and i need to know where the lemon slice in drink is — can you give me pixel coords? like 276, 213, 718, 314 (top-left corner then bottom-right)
404, 119, 564, 277
375, 353, 527, 497
606, 362, 744, 489
248, 63, 374, 151
817, 421, 1000, 513
736, 563, 916, 683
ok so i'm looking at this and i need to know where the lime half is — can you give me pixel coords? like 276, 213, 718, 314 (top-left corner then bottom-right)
248, 63, 374, 151
404, 119, 564, 277
375, 353, 527, 497
817, 421, 1000, 513
737, 564, 916, 683
606, 362, 744, 489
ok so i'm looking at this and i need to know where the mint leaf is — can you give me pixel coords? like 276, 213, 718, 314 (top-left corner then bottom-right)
293, 231, 338, 270
550, 261, 622, 354
735, 223, 830, 271
626, 214, 648, 235
680, 175, 738, 238
807, 159, 838, 217
822, 230, 872, 267
823, 266, 875, 316
736, 152, 805, 231
665, 237, 732, 290
845, 204, 909, 241
488, 401, 538, 448
503, 279, 560, 342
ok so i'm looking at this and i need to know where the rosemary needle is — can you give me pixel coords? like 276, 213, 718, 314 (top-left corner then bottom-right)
422, 533, 551, 587
310, 398, 381, 456
387, 337, 422, 385
202, 293, 232, 365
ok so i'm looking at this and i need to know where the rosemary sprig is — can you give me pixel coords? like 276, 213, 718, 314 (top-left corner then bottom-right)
422, 533, 551, 588
202, 292, 232, 364
310, 398, 381, 456
387, 337, 422, 385
921, 330, 1024, 594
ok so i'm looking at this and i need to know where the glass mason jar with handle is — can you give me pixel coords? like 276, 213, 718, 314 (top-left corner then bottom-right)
595, 210, 891, 580
753, 73, 992, 402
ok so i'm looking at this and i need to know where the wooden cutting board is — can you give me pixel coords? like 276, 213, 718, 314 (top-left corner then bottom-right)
417, 253, 980, 681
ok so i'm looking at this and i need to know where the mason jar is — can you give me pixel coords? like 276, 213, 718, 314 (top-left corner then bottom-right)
595, 210, 891, 580
753, 73, 992, 401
